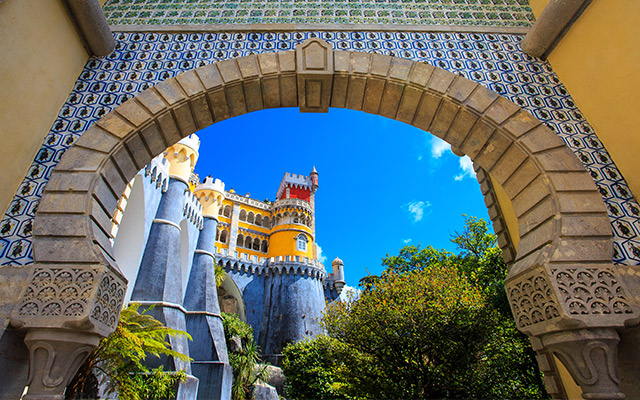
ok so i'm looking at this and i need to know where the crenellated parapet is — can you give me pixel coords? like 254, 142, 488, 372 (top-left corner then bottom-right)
144, 154, 170, 193
183, 188, 204, 230
217, 253, 326, 281
194, 176, 225, 218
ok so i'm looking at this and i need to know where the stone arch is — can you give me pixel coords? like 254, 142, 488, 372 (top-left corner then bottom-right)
13, 39, 638, 398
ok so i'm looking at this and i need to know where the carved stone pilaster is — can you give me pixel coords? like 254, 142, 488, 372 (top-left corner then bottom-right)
22, 328, 100, 400
542, 328, 625, 400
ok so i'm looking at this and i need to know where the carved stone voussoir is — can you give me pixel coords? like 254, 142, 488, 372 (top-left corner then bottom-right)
296, 38, 334, 113
11, 264, 127, 338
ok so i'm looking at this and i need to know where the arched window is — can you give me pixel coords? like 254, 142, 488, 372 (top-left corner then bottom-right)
292, 211, 299, 224
237, 234, 244, 247
244, 236, 252, 248
261, 240, 268, 253
276, 214, 282, 226
263, 216, 270, 229
255, 214, 262, 226
253, 237, 260, 251
296, 234, 308, 252
239, 209, 247, 221
220, 230, 228, 243
223, 205, 231, 217
247, 211, 255, 224
218, 206, 223, 215
216, 229, 220, 241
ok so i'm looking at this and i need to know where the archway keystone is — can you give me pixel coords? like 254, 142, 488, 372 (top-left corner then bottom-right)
12, 39, 637, 399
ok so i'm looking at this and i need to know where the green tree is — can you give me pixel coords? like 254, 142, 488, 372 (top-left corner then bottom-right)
66, 303, 191, 400
221, 312, 268, 400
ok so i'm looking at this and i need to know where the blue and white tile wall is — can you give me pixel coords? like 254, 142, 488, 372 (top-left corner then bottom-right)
2, 30, 638, 265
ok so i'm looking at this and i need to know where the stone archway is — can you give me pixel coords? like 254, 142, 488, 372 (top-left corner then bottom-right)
12, 39, 637, 399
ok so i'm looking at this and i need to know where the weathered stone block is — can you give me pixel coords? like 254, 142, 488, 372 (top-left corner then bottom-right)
333, 51, 350, 73
257, 52, 279, 75
352, 52, 370, 74
157, 111, 182, 146
447, 76, 477, 103
379, 81, 404, 119
95, 112, 134, 139
116, 99, 153, 127
100, 158, 127, 200
196, 63, 224, 90
208, 89, 231, 122
395, 86, 422, 124
427, 67, 455, 93
518, 196, 555, 236
370, 53, 392, 77
46, 172, 94, 192
56, 146, 105, 173
225, 84, 248, 116
558, 192, 610, 213
502, 158, 540, 198
190, 94, 214, 129
536, 147, 586, 172
430, 99, 459, 139
512, 175, 552, 217
112, 146, 138, 183
34, 214, 87, 237
446, 108, 477, 149
520, 124, 566, 153
173, 102, 197, 136
474, 130, 511, 171
237, 55, 260, 78
176, 70, 205, 97
125, 133, 152, 170
517, 218, 556, 258
74, 125, 119, 154
330, 75, 348, 108
243, 79, 264, 112
408, 62, 434, 87
136, 88, 168, 115
362, 78, 385, 114
140, 122, 168, 157
460, 119, 494, 159
490, 145, 528, 185
485, 96, 520, 125
560, 214, 612, 237
155, 79, 187, 105
389, 57, 413, 81
466, 85, 499, 113
503, 109, 541, 138
346, 76, 366, 110
218, 59, 242, 83
548, 171, 598, 192
412, 92, 440, 132
278, 51, 296, 72
92, 178, 118, 218
261, 77, 281, 108
281, 75, 298, 107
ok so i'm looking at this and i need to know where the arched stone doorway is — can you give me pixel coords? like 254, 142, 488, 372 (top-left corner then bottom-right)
12, 39, 637, 399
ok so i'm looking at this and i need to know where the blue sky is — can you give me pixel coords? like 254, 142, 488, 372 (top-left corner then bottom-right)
194, 107, 491, 286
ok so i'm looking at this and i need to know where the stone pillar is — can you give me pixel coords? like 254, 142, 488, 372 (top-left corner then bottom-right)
130, 136, 201, 394
185, 178, 233, 400
130, 176, 192, 373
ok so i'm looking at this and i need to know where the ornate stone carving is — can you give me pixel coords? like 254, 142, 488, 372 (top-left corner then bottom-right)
12, 264, 127, 338
551, 267, 633, 316
507, 269, 561, 330
22, 328, 100, 400
542, 328, 625, 400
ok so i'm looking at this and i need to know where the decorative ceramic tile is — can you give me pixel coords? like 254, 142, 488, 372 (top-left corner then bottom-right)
2, 30, 639, 267
102, 0, 535, 27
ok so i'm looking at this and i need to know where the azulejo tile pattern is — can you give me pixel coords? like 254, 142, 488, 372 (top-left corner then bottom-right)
103, 0, 534, 27
2, 30, 639, 266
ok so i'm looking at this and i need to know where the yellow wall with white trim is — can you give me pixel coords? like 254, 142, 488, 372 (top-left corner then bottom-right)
0, 0, 90, 215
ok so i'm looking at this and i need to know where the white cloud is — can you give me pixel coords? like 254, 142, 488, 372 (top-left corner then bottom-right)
454, 156, 476, 181
430, 137, 451, 159
403, 238, 413, 244
405, 200, 430, 223
316, 243, 327, 264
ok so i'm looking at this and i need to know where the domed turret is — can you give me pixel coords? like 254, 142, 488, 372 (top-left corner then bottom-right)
194, 176, 226, 218
164, 134, 200, 183
331, 257, 346, 294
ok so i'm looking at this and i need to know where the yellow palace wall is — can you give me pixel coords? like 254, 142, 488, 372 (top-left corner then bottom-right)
0, 0, 102, 215
528, 0, 640, 201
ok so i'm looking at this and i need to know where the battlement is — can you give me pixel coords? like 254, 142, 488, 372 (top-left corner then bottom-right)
183, 188, 204, 229
216, 252, 326, 281
177, 133, 201, 154
196, 176, 225, 194
144, 154, 170, 193
276, 172, 313, 200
